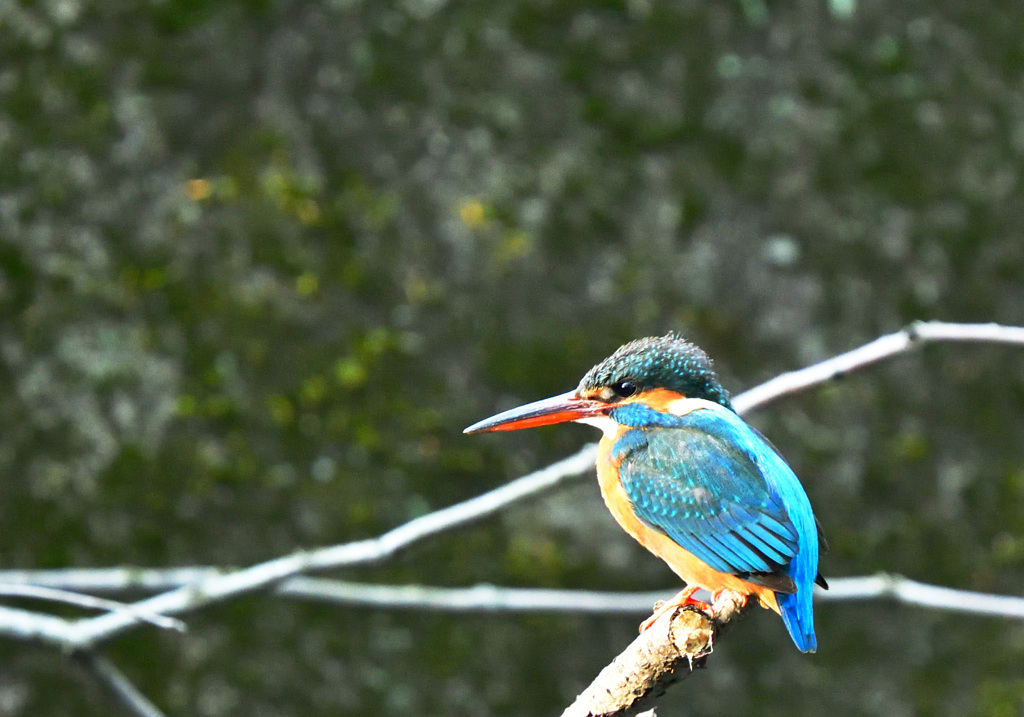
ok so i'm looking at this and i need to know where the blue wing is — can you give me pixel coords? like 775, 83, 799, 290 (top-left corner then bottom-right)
612, 416, 796, 585
610, 401, 821, 651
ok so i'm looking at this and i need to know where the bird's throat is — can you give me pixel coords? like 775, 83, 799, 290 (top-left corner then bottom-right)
575, 415, 619, 438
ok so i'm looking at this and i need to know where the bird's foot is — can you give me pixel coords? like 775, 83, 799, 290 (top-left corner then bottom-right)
639, 586, 710, 633
710, 589, 747, 609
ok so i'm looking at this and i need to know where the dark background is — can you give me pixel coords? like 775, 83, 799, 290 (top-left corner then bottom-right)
2, 0, 1024, 714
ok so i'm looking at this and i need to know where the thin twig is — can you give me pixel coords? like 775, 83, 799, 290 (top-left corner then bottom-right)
0, 584, 186, 631
72, 650, 167, 717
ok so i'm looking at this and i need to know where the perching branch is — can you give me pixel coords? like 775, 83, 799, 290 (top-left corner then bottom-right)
560, 591, 747, 717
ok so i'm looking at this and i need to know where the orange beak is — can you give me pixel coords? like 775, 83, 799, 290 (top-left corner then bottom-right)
463, 390, 607, 434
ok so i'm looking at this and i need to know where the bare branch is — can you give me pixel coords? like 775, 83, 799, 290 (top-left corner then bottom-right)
821, 573, 1024, 618
277, 578, 670, 613
4, 571, 1022, 622
72, 650, 167, 717
0, 584, 186, 631
280, 575, 1024, 620
731, 321, 1024, 413
0, 567, 226, 593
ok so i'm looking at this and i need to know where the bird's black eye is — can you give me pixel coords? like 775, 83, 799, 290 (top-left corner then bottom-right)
611, 380, 637, 398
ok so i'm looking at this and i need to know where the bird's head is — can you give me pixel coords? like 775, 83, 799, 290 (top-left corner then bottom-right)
463, 334, 732, 435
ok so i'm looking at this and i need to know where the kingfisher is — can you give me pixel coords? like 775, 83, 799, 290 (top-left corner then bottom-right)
465, 334, 826, 652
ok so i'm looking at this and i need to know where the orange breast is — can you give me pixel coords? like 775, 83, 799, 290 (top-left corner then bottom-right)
595, 434, 780, 614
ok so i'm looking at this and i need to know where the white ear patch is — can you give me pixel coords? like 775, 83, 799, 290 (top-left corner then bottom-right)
576, 415, 619, 438
667, 397, 723, 417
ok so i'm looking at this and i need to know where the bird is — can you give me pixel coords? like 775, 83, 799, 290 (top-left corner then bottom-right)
464, 334, 826, 652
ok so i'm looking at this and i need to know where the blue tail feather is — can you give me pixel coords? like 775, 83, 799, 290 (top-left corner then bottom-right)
774, 521, 818, 652
749, 423, 820, 653
777, 589, 816, 653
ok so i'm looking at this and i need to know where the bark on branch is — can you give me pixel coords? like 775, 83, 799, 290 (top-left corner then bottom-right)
560, 592, 747, 717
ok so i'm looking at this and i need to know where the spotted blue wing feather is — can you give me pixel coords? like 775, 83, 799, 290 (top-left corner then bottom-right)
613, 421, 797, 577
610, 401, 820, 652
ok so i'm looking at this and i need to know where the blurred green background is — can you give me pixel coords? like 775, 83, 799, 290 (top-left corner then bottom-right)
2, 0, 1024, 714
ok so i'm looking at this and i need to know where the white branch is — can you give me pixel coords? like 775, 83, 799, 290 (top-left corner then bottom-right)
278, 578, 669, 613
0, 567, 226, 593
821, 573, 1024, 618
3, 572, 1023, 621
0, 584, 185, 632
281, 576, 1024, 620
731, 321, 1024, 413
0, 604, 78, 646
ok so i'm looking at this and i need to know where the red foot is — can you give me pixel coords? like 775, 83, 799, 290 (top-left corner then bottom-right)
639, 585, 711, 633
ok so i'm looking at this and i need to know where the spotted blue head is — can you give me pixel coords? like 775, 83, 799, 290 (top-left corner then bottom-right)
578, 334, 733, 410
